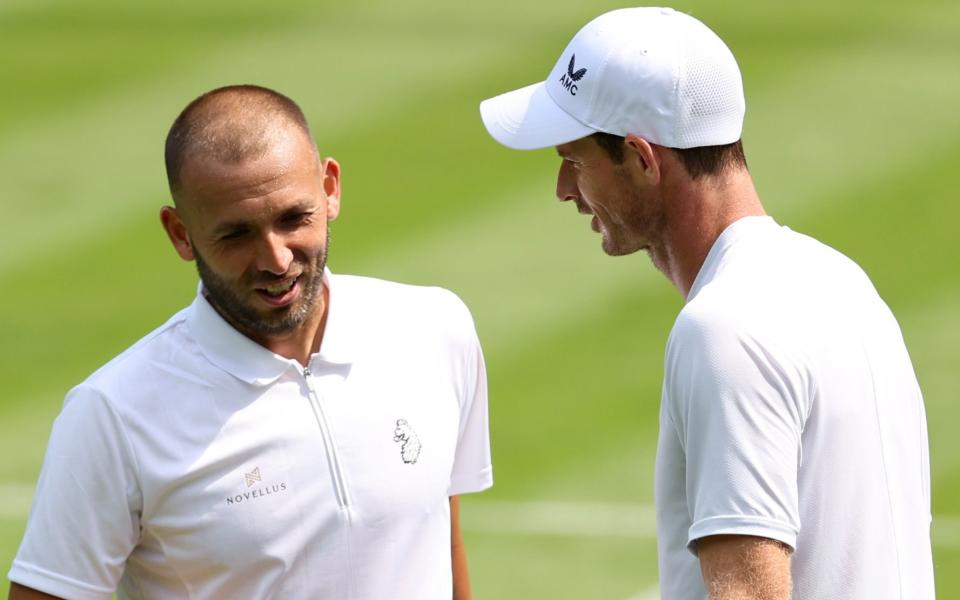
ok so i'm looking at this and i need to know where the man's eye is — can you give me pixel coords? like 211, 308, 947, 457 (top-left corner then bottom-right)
282, 212, 313, 226
220, 229, 248, 241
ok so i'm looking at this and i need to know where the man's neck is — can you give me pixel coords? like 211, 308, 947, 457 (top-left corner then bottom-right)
662, 168, 765, 298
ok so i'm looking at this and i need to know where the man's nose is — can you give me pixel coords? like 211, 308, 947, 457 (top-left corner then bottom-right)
555, 160, 579, 203
256, 232, 294, 275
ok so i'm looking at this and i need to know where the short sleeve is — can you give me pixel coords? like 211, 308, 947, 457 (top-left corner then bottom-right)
445, 297, 493, 496
664, 311, 811, 553
8, 385, 142, 600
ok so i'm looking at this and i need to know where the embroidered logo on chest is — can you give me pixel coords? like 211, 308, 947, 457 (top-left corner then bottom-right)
393, 419, 422, 464
225, 466, 288, 506
244, 467, 262, 487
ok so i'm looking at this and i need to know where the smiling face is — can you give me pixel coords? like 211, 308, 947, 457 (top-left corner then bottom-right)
161, 128, 340, 347
555, 135, 667, 258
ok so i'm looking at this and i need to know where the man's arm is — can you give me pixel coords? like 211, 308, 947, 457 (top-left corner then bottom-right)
9, 387, 140, 599
450, 496, 472, 600
697, 535, 792, 600
8, 583, 63, 600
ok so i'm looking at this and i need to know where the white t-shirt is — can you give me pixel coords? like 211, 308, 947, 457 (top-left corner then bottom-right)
655, 217, 934, 599
10, 271, 493, 600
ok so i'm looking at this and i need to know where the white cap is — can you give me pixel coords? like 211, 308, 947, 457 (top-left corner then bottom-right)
479, 7, 745, 150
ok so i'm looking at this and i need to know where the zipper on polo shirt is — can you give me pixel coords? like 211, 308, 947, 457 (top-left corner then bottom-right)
302, 367, 351, 509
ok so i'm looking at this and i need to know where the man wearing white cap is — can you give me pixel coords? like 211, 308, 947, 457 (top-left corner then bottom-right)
480, 7, 934, 599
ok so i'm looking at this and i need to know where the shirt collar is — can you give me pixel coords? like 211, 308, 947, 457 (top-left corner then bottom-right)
311, 270, 356, 366
186, 268, 354, 386
687, 215, 778, 303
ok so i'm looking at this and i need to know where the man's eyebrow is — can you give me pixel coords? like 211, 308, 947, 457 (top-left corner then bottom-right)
281, 199, 318, 213
210, 199, 320, 236
212, 220, 251, 236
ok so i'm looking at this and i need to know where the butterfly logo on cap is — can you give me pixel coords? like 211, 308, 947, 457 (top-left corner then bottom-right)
567, 54, 587, 82
559, 54, 587, 96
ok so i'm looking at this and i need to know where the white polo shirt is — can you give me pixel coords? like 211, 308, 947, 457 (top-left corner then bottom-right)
655, 217, 934, 599
10, 271, 493, 600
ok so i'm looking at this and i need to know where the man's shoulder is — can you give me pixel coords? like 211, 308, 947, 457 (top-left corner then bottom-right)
681, 223, 875, 327
667, 281, 797, 371
333, 272, 463, 300
82, 305, 194, 392
734, 223, 876, 299
332, 272, 473, 323
672, 284, 750, 340
329, 272, 480, 358
667, 297, 738, 367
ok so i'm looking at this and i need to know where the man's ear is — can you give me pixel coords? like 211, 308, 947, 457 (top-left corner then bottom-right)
321, 157, 341, 221
160, 206, 195, 261
624, 134, 662, 185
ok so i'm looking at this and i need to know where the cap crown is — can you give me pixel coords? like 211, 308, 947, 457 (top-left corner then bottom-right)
544, 7, 745, 148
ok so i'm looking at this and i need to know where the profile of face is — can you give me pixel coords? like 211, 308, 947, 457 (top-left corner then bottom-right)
554, 136, 666, 258
161, 129, 341, 344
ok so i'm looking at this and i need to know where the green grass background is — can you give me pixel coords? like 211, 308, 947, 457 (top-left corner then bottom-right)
1, 0, 958, 597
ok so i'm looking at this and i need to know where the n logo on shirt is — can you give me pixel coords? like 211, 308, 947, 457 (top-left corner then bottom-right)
245, 467, 262, 487
227, 467, 288, 506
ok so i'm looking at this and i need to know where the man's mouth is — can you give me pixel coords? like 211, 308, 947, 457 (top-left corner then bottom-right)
256, 275, 301, 305
262, 278, 297, 297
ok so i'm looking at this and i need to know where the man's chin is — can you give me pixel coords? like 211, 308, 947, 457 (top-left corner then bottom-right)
600, 230, 652, 257
251, 302, 309, 331
207, 295, 306, 339
243, 313, 306, 338
601, 236, 633, 257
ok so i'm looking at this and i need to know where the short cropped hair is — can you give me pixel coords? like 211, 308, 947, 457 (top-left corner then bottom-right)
164, 84, 316, 195
591, 132, 747, 179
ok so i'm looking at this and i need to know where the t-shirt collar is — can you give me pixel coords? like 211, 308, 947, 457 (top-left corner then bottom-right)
186, 268, 354, 385
311, 270, 355, 366
686, 215, 777, 303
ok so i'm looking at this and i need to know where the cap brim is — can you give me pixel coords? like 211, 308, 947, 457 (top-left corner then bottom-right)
480, 82, 596, 150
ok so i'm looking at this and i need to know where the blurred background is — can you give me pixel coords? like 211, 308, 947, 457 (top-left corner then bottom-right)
1, 0, 958, 597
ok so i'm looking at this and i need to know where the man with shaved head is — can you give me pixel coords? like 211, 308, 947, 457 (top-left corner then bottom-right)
8, 85, 492, 600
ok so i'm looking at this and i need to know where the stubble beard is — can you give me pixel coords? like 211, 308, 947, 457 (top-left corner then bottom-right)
194, 236, 329, 340
605, 166, 668, 261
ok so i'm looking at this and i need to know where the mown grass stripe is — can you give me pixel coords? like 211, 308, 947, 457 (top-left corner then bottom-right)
625, 587, 660, 600
462, 499, 658, 539
746, 31, 960, 220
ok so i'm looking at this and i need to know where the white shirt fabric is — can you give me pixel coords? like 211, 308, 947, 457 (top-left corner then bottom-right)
10, 271, 493, 600
655, 216, 934, 599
